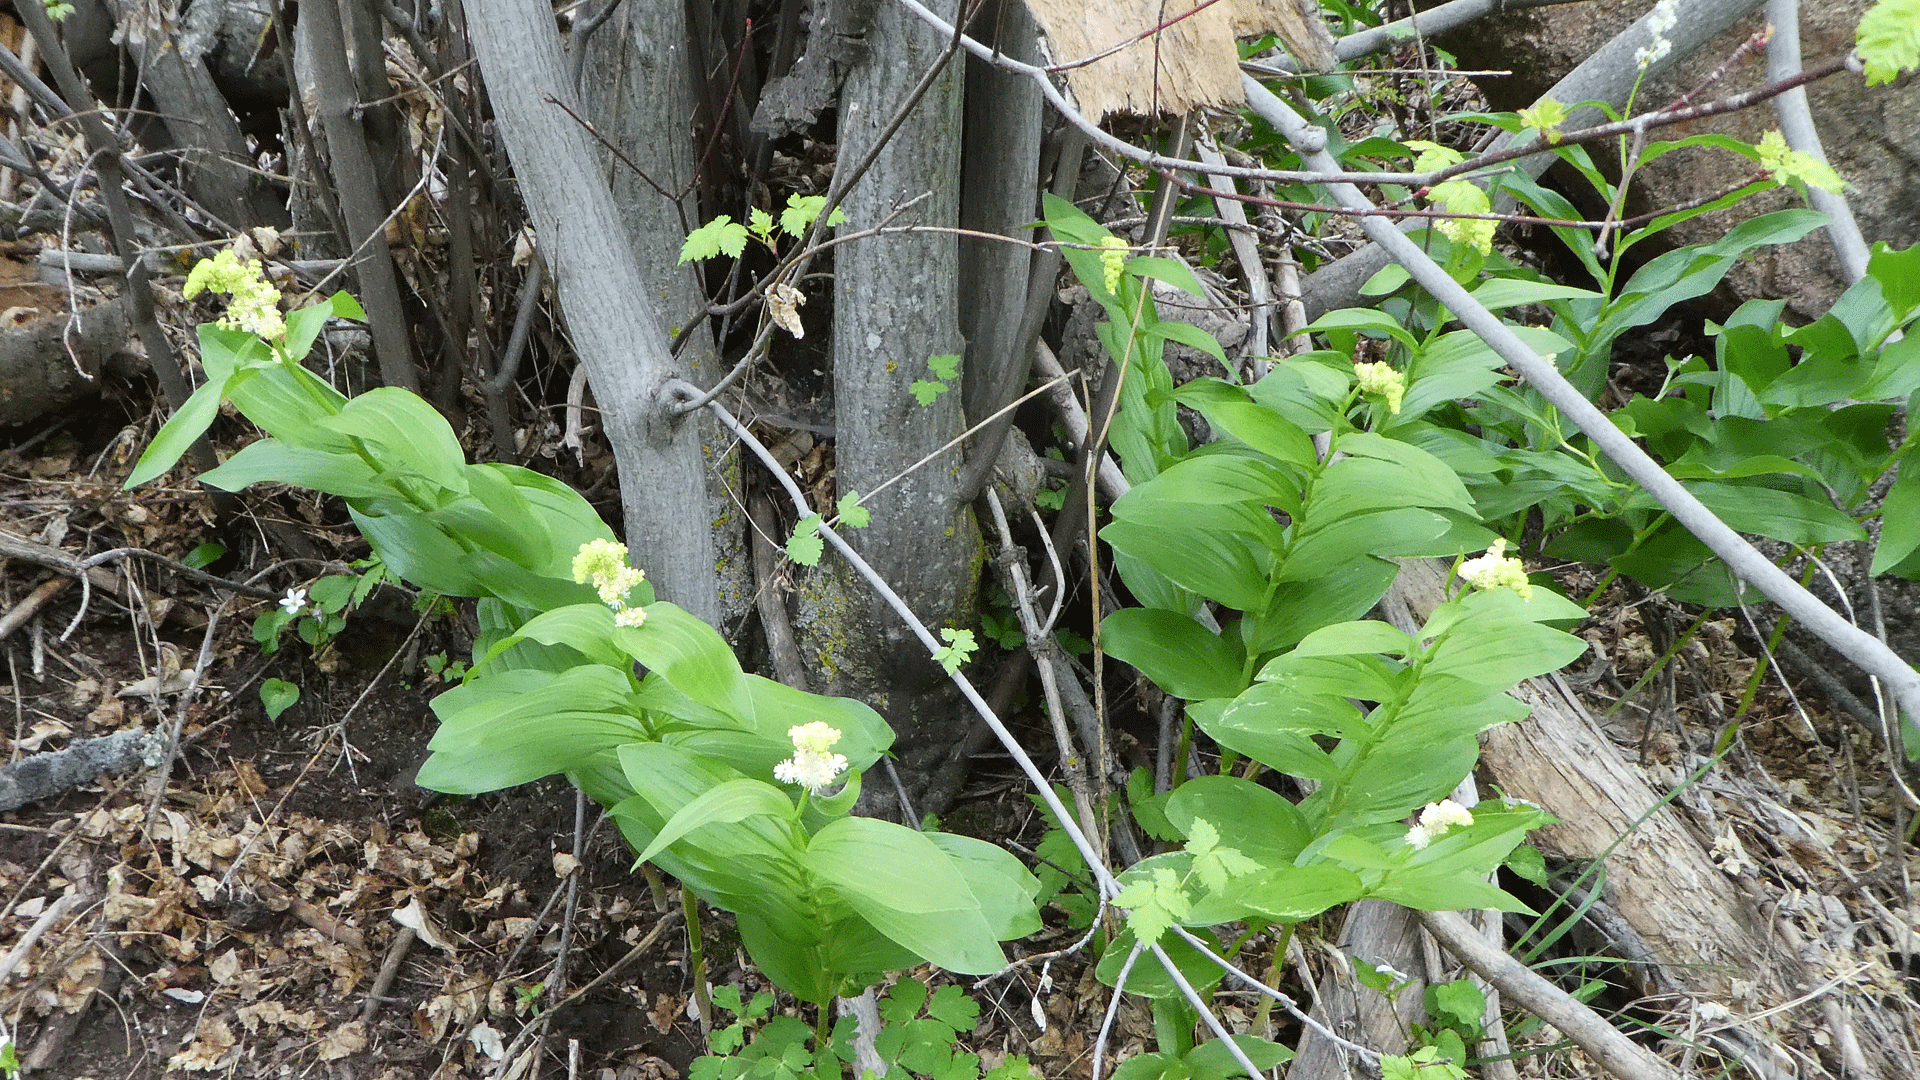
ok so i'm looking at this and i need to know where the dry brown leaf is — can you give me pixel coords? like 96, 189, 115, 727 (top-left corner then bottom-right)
767, 283, 806, 339
316, 1019, 369, 1060
168, 1016, 238, 1072
208, 948, 244, 986
394, 895, 454, 951
236, 1000, 322, 1034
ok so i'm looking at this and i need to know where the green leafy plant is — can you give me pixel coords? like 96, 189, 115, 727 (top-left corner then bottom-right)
1033, 199, 1570, 1020
695, 981, 1038, 1080
423, 650, 469, 684
1857, 0, 1920, 86
680, 193, 849, 264
910, 354, 962, 407
259, 677, 300, 721
786, 490, 874, 567
931, 628, 977, 675
128, 252, 1042, 1021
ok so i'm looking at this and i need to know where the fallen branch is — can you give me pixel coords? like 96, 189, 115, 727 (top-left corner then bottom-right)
1419, 909, 1683, 1080
0, 729, 162, 813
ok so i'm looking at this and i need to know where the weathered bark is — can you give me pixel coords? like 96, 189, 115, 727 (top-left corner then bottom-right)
0, 286, 140, 428
462, 0, 720, 626
956, 0, 1043, 496
105, 1, 287, 229
576, 0, 750, 626
801, 0, 979, 802
298, 0, 420, 392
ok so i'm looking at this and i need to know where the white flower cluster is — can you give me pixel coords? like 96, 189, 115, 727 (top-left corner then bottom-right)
773, 722, 849, 792
1634, 0, 1678, 70
1458, 538, 1534, 601
1405, 799, 1475, 850
571, 538, 648, 627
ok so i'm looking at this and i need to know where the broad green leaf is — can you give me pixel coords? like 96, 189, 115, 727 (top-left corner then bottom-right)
259, 678, 300, 720
124, 372, 236, 487
1465, 278, 1603, 311
1215, 863, 1366, 922
1426, 618, 1587, 687
806, 817, 1007, 974
1247, 558, 1400, 655
353, 508, 484, 600
1165, 776, 1312, 864
282, 291, 361, 362
1124, 256, 1204, 295
636, 778, 794, 863
1204, 686, 1363, 779
1102, 508, 1274, 612
199, 439, 388, 498
1303, 308, 1417, 350
1872, 458, 1920, 575
1280, 508, 1451, 581
1330, 433, 1476, 514
1149, 320, 1226, 364
1186, 1035, 1295, 1078
617, 603, 752, 722
922, 832, 1043, 941
1175, 379, 1317, 469
1102, 609, 1248, 700
1368, 870, 1533, 913
417, 666, 646, 793
323, 388, 469, 493
1292, 620, 1415, 658
1094, 927, 1225, 1000
1682, 481, 1868, 545
477, 603, 632, 671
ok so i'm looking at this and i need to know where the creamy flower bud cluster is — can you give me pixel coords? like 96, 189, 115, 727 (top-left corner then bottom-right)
774, 722, 849, 792
1458, 538, 1534, 601
1353, 361, 1406, 415
1097, 235, 1129, 294
571, 539, 648, 627
1405, 799, 1475, 849
184, 249, 287, 341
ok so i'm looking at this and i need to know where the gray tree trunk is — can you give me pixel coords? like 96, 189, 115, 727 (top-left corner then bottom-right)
576, 1, 751, 627
463, 0, 720, 626
802, 0, 980, 799
958, 1, 1044, 490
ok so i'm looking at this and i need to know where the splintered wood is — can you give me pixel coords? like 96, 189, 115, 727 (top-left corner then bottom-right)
1023, 0, 1336, 120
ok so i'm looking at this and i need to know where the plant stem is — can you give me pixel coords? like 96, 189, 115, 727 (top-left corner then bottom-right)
1250, 921, 1296, 1037
684, 885, 712, 1035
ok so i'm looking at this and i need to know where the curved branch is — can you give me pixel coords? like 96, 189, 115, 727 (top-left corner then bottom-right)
1766, 0, 1871, 282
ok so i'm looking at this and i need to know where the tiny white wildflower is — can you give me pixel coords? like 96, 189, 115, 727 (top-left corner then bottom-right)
774, 722, 849, 792
1405, 799, 1475, 850
1634, 0, 1677, 70
1458, 538, 1534, 600
280, 588, 308, 617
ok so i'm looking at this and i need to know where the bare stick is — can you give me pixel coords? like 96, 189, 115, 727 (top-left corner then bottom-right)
1419, 909, 1682, 1080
